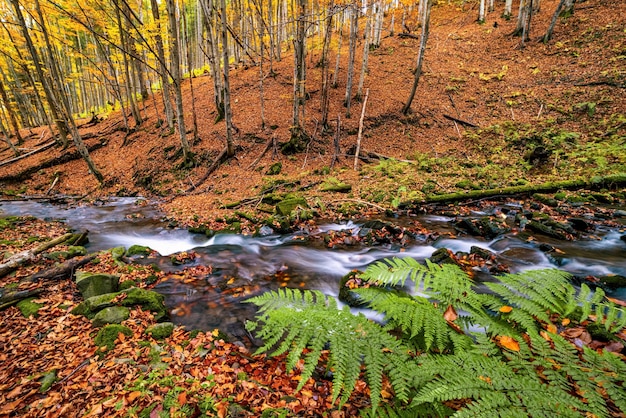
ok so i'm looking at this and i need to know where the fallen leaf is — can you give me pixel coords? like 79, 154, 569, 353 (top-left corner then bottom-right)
498, 335, 520, 351
499, 305, 513, 313
443, 305, 458, 322
606, 297, 626, 307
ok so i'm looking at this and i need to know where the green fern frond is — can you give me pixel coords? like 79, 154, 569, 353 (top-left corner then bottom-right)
576, 284, 626, 332
245, 288, 413, 411
354, 287, 467, 352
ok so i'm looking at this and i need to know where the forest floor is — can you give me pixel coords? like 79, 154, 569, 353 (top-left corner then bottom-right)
1, 0, 626, 416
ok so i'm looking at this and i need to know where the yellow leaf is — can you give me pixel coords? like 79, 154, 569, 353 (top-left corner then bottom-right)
561, 318, 570, 326
499, 336, 520, 351
546, 324, 557, 334
499, 305, 513, 313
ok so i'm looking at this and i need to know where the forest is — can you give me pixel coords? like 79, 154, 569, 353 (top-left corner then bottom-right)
0, 0, 625, 416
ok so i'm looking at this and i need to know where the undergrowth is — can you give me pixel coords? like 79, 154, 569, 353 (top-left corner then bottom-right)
246, 259, 626, 417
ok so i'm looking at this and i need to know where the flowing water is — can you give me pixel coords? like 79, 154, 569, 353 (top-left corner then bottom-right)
2, 197, 625, 342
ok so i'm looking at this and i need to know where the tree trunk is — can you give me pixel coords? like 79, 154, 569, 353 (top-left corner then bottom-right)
332, 15, 344, 88
544, 0, 567, 42
402, 0, 432, 115
0, 77, 23, 145
357, 2, 372, 101
166, 0, 193, 162
200, 0, 225, 122
320, 4, 334, 130
504, 0, 513, 19
291, 0, 307, 130
150, 0, 175, 131
220, 0, 236, 157
344, 5, 358, 118
33, 0, 103, 182
478, 0, 486, 23
9, 0, 70, 147
115, 0, 142, 126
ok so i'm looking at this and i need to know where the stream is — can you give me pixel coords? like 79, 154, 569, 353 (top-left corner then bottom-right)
2, 197, 625, 342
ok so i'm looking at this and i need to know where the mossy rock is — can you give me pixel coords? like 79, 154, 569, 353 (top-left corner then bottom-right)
71, 287, 166, 321
145, 322, 175, 339
275, 197, 308, 216
533, 193, 559, 207
17, 298, 44, 318
126, 245, 152, 257
119, 280, 138, 290
75, 271, 120, 299
92, 306, 130, 327
110, 246, 126, 261
94, 324, 133, 351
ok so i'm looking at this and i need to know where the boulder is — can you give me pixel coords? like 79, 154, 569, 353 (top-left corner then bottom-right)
145, 322, 175, 339
92, 306, 130, 327
75, 271, 120, 299
71, 287, 167, 321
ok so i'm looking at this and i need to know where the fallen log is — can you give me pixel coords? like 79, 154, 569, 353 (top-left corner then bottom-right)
0, 141, 56, 168
0, 288, 43, 310
0, 232, 75, 279
399, 174, 626, 207
0, 140, 107, 183
21, 254, 98, 283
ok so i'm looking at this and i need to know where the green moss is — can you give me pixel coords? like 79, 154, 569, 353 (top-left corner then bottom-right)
126, 245, 152, 257
145, 322, 175, 339
94, 324, 133, 351
0, 216, 20, 230
17, 298, 44, 318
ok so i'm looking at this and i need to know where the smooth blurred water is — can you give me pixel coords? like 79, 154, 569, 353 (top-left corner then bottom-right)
2, 197, 625, 339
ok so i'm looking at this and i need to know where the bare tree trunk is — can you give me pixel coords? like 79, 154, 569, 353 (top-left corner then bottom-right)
220, 0, 235, 156
9, 0, 69, 147
478, 0, 486, 23
150, 0, 175, 131
544, 0, 567, 42
166, 0, 192, 162
291, 0, 307, 131
0, 77, 23, 145
182, 3, 199, 144
320, 4, 335, 130
357, 2, 372, 101
344, 4, 358, 118
402, 0, 431, 115
200, 0, 225, 122
332, 16, 344, 88
0, 119, 20, 157
115, 0, 142, 126
504, 0, 513, 19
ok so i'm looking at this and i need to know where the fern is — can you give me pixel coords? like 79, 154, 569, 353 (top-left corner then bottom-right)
353, 287, 469, 352
247, 259, 626, 416
245, 288, 414, 411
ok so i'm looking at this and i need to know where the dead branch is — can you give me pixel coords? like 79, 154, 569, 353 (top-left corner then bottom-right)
0, 232, 75, 279
443, 114, 478, 128
186, 146, 230, 193
248, 135, 275, 169
21, 254, 98, 283
0, 141, 56, 168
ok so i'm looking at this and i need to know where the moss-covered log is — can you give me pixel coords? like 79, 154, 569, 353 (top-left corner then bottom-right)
400, 174, 626, 207
0, 232, 75, 278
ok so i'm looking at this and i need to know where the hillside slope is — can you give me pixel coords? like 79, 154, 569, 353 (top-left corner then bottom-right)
0, 0, 624, 225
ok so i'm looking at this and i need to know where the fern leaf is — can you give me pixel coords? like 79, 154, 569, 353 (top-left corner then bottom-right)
246, 288, 411, 412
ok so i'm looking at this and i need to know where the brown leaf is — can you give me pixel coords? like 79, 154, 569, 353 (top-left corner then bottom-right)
561, 328, 584, 338
177, 391, 187, 406
443, 305, 458, 322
